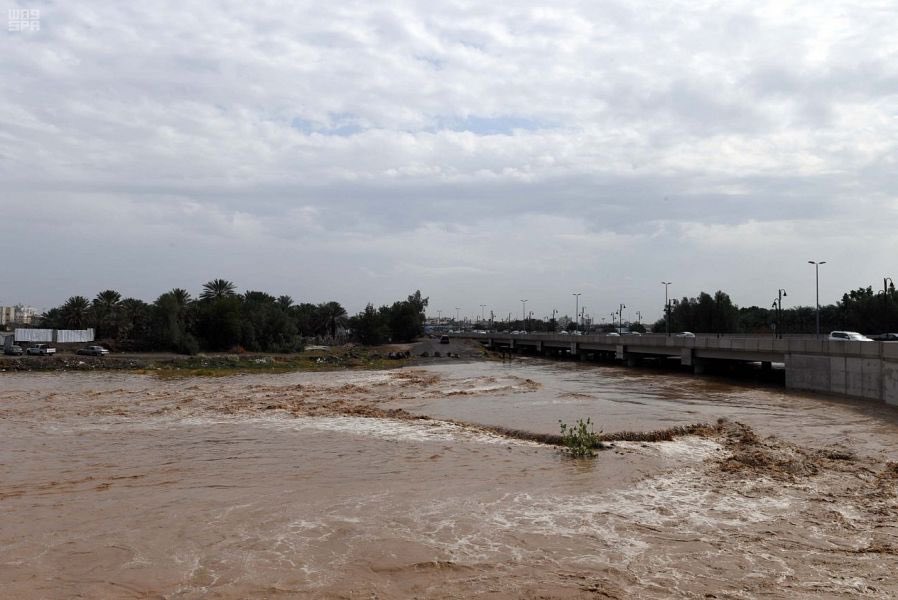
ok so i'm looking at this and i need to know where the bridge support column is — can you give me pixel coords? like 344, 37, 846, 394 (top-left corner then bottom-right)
693, 358, 707, 375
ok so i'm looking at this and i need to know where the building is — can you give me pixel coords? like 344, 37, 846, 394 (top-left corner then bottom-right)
0, 305, 38, 326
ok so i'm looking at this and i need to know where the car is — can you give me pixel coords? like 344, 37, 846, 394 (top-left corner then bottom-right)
828, 331, 873, 342
77, 345, 110, 356
439, 335, 450, 344
870, 333, 898, 341
26, 344, 57, 355
4, 345, 23, 356
606, 332, 621, 337
559, 330, 570, 335
675, 332, 696, 338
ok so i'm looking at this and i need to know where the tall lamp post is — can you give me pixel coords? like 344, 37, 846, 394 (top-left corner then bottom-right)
662, 281, 672, 336
808, 261, 826, 337
480, 304, 487, 324
520, 299, 528, 330
618, 303, 626, 334
572, 293, 581, 332
551, 308, 558, 332
636, 311, 642, 329
775, 289, 787, 339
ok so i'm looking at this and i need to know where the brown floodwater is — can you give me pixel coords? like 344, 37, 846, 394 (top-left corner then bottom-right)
2, 358, 898, 598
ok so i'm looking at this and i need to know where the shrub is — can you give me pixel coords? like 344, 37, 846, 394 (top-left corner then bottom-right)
558, 417, 602, 457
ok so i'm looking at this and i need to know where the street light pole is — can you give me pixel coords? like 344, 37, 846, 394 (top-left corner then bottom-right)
480, 304, 487, 323
777, 289, 787, 339
520, 299, 528, 330
808, 261, 826, 337
572, 293, 581, 332
618, 303, 626, 334
551, 308, 558, 332
661, 282, 672, 336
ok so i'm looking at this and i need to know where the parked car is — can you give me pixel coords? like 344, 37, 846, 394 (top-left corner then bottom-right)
606, 332, 621, 337
26, 344, 57, 355
828, 331, 873, 341
77, 345, 110, 356
675, 332, 696, 338
4, 345, 23, 356
439, 335, 450, 344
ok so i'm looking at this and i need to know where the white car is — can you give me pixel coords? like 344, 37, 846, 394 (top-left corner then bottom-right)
675, 332, 696, 338
828, 331, 873, 341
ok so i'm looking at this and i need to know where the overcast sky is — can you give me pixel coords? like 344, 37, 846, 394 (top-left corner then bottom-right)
2, 1, 897, 322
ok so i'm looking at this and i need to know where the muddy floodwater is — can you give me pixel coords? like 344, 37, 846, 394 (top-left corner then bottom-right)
3, 358, 898, 598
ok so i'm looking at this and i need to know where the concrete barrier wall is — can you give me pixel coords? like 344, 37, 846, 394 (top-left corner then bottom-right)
786, 352, 894, 405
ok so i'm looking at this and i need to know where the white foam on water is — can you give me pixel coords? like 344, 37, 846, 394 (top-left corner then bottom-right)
170, 412, 541, 448
616, 437, 723, 461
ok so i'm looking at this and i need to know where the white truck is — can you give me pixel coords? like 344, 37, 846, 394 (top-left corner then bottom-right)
26, 344, 57, 355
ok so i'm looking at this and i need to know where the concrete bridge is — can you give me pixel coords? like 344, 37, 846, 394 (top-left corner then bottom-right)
456, 332, 898, 406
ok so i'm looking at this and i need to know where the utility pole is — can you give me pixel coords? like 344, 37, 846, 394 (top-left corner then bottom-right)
572, 293, 581, 332
520, 299, 528, 330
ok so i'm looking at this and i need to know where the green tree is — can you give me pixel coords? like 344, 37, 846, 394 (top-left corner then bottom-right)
118, 297, 151, 341
61, 296, 91, 329
386, 291, 429, 342
240, 291, 298, 352
195, 295, 242, 350
200, 278, 237, 301
318, 301, 348, 339
350, 303, 390, 345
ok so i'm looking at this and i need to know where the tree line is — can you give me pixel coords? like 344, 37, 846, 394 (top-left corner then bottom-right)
36, 279, 429, 353
650, 284, 898, 335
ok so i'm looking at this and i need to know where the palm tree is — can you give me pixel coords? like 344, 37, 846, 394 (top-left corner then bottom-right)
318, 301, 347, 339
94, 290, 122, 310
169, 288, 192, 307
92, 290, 122, 338
277, 295, 294, 310
200, 279, 237, 301
118, 297, 150, 340
61, 296, 91, 329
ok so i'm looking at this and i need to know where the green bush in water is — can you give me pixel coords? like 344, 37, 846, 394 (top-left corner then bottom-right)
559, 417, 601, 457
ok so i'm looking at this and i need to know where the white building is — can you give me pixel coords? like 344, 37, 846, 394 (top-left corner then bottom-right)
0, 305, 38, 326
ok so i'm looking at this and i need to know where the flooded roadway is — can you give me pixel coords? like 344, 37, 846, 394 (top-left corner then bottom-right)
2, 358, 898, 598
